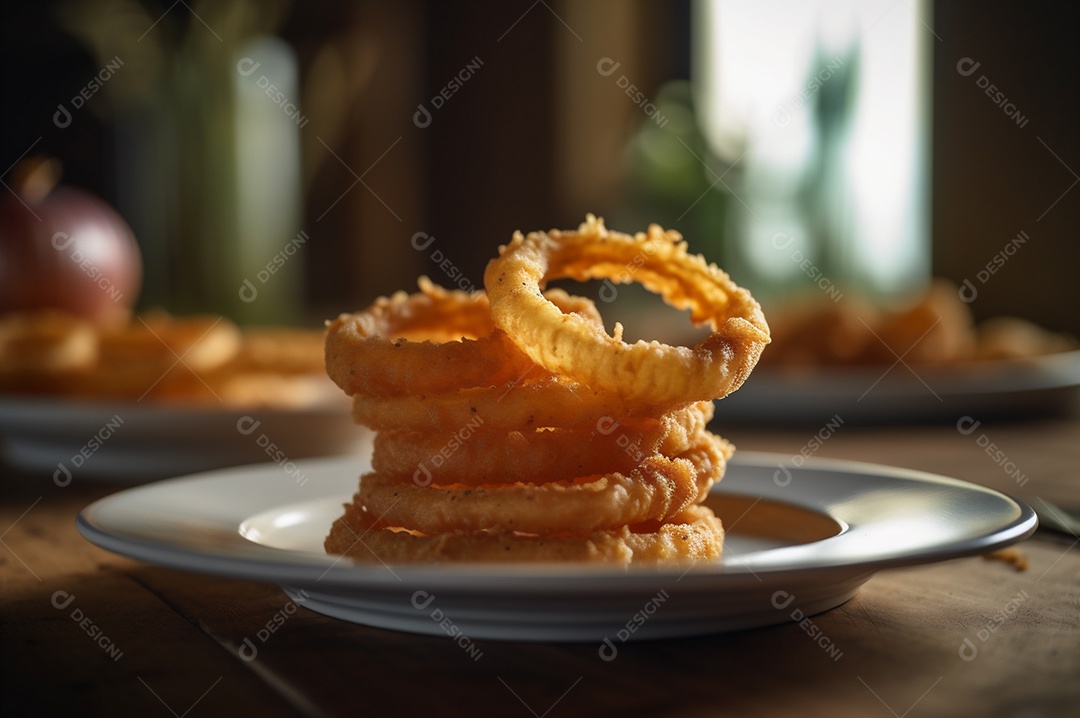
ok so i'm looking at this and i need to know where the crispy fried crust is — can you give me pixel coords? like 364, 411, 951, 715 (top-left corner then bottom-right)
484, 215, 770, 404
324, 217, 757, 564
325, 504, 724, 563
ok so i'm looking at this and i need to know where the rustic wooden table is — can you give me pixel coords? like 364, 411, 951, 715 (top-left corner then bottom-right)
2, 411, 1078, 717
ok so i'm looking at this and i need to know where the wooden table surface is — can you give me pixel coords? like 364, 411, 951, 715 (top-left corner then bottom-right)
2, 409, 1078, 717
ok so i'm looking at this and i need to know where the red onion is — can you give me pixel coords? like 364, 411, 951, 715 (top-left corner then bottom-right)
0, 157, 142, 323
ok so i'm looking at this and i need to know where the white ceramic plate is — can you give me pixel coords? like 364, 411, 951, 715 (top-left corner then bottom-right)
714, 350, 1080, 424
77, 452, 1035, 642
0, 397, 371, 482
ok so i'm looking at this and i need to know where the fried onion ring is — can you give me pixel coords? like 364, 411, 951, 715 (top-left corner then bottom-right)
357, 456, 698, 534
323, 215, 762, 565
324, 504, 723, 563
484, 214, 770, 404
326, 278, 604, 397
359, 431, 729, 535
351, 377, 687, 432
371, 401, 713, 485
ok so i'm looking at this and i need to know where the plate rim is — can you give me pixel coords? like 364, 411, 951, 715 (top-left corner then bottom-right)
76, 451, 1037, 592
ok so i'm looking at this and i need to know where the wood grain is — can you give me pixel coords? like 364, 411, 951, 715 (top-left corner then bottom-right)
2, 415, 1078, 717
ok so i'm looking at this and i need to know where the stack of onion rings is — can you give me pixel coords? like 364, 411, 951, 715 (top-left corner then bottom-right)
324, 216, 768, 563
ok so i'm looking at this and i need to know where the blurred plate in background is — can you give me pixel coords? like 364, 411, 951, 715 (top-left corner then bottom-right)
713, 350, 1080, 425
0, 397, 370, 483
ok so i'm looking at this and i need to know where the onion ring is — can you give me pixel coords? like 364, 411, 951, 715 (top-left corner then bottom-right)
483, 214, 770, 403
322, 215, 763, 566
351, 377, 689, 433
358, 432, 729, 535
326, 277, 604, 397
371, 402, 713, 485
357, 456, 699, 534
324, 504, 723, 563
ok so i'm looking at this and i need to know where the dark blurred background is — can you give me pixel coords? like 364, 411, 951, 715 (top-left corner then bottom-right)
1, 0, 1077, 332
